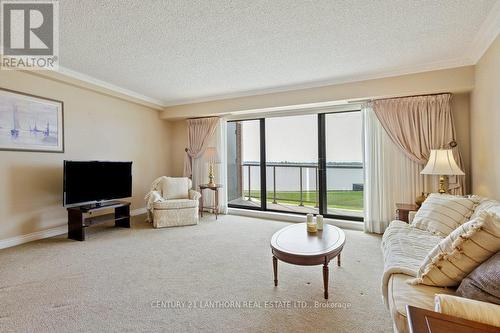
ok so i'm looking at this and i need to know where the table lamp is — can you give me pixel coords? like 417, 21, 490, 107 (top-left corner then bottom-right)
421, 149, 464, 194
204, 147, 220, 187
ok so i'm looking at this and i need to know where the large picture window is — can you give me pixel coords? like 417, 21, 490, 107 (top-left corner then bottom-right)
227, 110, 363, 221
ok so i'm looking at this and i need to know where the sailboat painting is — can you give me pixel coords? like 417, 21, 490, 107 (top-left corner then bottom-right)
0, 88, 64, 152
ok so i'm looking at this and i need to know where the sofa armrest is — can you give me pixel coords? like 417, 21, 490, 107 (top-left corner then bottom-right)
435, 294, 500, 327
189, 189, 201, 201
408, 211, 417, 224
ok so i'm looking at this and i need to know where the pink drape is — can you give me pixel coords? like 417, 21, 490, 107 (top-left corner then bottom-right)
371, 94, 465, 194
183, 117, 219, 178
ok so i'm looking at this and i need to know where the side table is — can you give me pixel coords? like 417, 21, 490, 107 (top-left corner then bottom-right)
199, 184, 223, 219
396, 203, 419, 223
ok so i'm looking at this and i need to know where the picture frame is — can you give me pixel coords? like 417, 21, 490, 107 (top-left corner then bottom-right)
0, 87, 64, 153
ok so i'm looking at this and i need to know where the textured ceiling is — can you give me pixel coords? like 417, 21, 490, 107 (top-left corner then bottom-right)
59, 0, 498, 105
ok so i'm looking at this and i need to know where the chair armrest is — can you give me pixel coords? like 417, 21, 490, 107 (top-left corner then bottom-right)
189, 189, 201, 201
145, 190, 163, 202
408, 211, 417, 224
145, 190, 165, 212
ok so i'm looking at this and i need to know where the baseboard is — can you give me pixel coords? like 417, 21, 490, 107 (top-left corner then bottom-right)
228, 208, 364, 231
0, 207, 148, 250
131, 207, 147, 216
0, 225, 67, 250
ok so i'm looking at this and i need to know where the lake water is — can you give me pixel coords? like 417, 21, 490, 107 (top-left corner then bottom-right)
242, 165, 363, 191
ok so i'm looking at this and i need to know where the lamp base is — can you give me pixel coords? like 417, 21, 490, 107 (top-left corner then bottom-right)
208, 163, 216, 187
438, 175, 449, 194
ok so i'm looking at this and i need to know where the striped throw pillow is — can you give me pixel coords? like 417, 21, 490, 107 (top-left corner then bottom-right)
409, 211, 500, 287
411, 193, 476, 236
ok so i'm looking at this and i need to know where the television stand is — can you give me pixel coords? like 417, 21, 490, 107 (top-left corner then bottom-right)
79, 201, 124, 212
67, 201, 130, 241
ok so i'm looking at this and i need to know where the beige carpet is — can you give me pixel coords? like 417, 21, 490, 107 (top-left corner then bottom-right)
0, 214, 392, 332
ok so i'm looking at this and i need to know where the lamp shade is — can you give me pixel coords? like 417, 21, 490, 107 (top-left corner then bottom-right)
204, 147, 220, 164
420, 149, 465, 176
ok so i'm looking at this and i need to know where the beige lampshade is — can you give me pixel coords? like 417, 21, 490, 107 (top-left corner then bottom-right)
421, 149, 465, 176
204, 147, 220, 164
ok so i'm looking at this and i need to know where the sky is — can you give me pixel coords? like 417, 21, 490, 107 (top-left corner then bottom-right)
241, 112, 363, 163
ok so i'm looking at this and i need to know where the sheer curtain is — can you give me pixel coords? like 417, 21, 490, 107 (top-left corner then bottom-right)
215, 118, 228, 214
192, 118, 228, 214
363, 105, 437, 233
183, 117, 218, 182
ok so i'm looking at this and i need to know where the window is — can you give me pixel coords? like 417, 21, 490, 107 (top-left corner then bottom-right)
227, 120, 262, 209
266, 115, 318, 214
325, 112, 364, 218
227, 110, 363, 221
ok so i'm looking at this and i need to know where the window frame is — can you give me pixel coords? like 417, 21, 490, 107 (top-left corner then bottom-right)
227, 109, 363, 222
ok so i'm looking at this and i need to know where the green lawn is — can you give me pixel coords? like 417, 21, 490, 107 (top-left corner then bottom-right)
248, 190, 363, 211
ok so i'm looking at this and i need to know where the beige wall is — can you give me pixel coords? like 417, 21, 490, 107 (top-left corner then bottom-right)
471, 35, 500, 200
165, 66, 475, 184
0, 71, 171, 241
161, 66, 474, 119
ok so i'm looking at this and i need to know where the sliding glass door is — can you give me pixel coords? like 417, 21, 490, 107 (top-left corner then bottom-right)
227, 120, 262, 209
325, 111, 364, 219
265, 115, 319, 214
227, 110, 364, 221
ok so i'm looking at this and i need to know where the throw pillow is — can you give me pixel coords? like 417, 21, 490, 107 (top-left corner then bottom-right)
408, 211, 500, 287
162, 177, 189, 199
456, 251, 500, 305
469, 196, 500, 220
411, 193, 477, 236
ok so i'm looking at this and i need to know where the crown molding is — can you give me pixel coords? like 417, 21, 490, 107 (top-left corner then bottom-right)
466, 1, 500, 63
162, 57, 472, 107
29, 66, 166, 109
56, 66, 166, 109
48, 56, 471, 110
47, 57, 472, 111
35, 4, 499, 110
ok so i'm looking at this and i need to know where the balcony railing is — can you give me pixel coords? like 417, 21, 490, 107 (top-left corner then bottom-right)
239, 161, 363, 212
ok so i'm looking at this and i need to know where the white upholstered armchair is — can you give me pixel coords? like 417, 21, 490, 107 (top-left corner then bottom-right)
145, 177, 201, 228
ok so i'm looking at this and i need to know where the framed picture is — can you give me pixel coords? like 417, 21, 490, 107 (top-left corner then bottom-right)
0, 88, 64, 153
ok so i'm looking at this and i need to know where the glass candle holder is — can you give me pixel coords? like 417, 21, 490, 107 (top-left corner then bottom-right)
316, 215, 324, 230
307, 222, 317, 233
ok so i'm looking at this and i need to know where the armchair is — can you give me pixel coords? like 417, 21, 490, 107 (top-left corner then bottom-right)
145, 176, 201, 228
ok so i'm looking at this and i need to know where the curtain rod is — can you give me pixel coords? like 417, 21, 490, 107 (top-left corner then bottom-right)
186, 116, 220, 120
352, 92, 452, 104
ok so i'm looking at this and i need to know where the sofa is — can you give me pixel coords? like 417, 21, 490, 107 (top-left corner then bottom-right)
381, 195, 500, 333
145, 176, 201, 228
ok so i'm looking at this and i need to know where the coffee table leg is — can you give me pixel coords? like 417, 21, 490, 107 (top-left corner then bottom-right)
273, 256, 278, 286
323, 263, 329, 299
337, 252, 341, 267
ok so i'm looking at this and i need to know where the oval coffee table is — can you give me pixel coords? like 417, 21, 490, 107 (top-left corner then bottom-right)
270, 223, 345, 299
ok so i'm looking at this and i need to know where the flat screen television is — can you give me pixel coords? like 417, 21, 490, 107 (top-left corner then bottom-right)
63, 160, 132, 207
